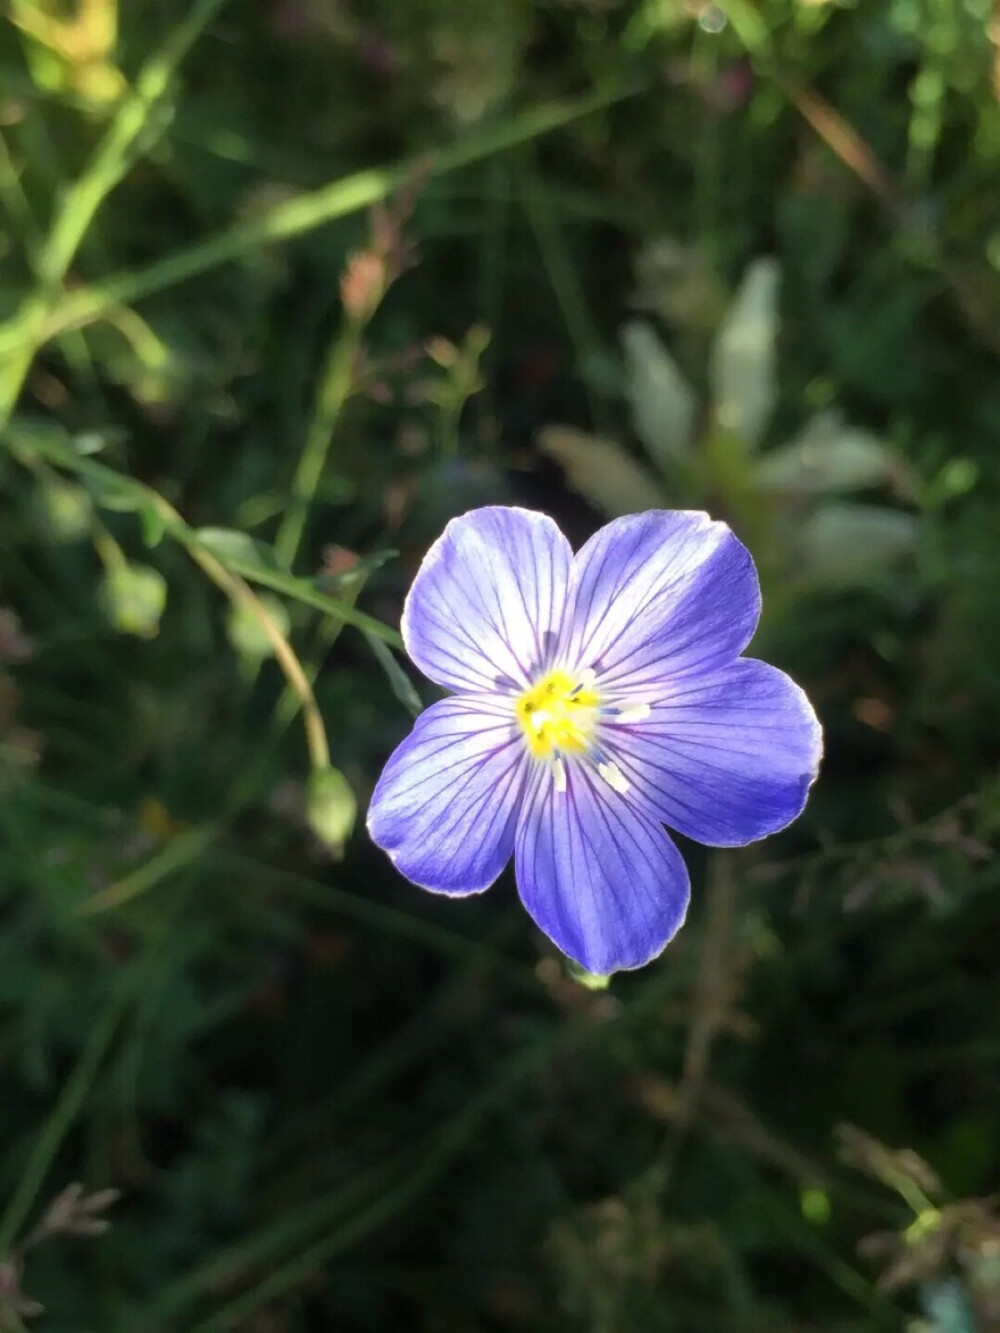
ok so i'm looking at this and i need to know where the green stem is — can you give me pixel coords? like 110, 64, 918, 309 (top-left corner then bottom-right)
0, 128, 99, 389
89, 516, 128, 573
78, 825, 218, 916
2, 429, 402, 646
275, 313, 365, 569
0, 77, 645, 359
0, 0, 229, 422
0, 990, 127, 1256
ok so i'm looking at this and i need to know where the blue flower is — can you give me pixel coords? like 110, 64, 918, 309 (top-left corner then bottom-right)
367, 507, 822, 975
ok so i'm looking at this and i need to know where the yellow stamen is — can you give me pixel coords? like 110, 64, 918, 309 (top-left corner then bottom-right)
515, 669, 600, 758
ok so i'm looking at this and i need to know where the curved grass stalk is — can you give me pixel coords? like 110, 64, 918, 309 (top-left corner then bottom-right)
3, 429, 335, 794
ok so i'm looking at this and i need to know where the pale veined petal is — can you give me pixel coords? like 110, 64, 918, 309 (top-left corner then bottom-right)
367, 695, 527, 894
606, 659, 822, 846
514, 761, 690, 975
402, 506, 573, 693
564, 510, 760, 700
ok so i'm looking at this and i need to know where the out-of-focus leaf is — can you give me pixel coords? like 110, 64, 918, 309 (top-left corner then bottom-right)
4, 414, 72, 455
919, 1277, 977, 1333
38, 482, 93, 542
621, 321, 697, 467
5, 419, 141, 514
538, 424, 664, 518
710, 257, 780, 452
192, 527, 282, 574
923, 457, 978, 509
139, 504, 168, 548
756, 412, 916, 499
72, 429, 125, 456
80, 466, 148, 513
191, 530, 400, 642
632, 237, 728, 334
317, 549, 397, 592
799, 503, 919, 586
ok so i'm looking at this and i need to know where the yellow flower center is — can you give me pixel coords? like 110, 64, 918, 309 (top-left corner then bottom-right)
515, 669, 600, 759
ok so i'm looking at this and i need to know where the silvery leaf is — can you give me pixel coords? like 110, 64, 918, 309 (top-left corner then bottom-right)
799, 502, 919, 586
538, 425, 664, 518
756, 411, 915, 499
710, 257, 780, 452
621, 320, 697, 468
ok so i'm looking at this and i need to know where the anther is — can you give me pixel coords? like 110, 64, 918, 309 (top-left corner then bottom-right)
611, 704, 651, 725
598, 761, 629, 795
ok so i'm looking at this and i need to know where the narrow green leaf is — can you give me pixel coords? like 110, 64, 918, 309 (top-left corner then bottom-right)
10, 79, 647, 353
83, 468, 148, 513
317, 550, 398, 592
365, 633, 422, 717
139, 503, 168, 548
184, 531, 402, 647
193, 526, 283, 574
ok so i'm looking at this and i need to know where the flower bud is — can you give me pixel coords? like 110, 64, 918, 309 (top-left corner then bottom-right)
100, 564, 167, 638
226, 594, 291, 660
39, 481, 92, 542
307, 767, 358, 854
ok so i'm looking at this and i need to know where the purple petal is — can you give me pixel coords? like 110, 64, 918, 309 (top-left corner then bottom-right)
515, 765, 690, 974
402, 507, 573, 693
608, 659, 822, 846
564, 511, 760, 699
367, 695, 526, 894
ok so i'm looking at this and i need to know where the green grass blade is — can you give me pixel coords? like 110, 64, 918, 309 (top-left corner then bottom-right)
0, 77, 645, 356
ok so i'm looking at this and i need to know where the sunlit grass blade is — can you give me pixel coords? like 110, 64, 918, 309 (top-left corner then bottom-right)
0, 77, 645, 358
0, 0, 232, 421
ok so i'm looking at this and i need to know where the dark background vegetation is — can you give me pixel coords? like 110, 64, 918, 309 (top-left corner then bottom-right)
2, 1, 1000, 1329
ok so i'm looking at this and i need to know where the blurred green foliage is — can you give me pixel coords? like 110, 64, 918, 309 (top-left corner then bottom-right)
1, 0, 1000, 1329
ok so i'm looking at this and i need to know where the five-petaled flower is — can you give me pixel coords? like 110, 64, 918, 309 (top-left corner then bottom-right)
367, 507, 822, 975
